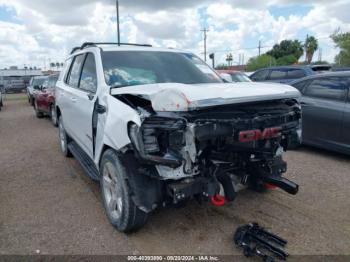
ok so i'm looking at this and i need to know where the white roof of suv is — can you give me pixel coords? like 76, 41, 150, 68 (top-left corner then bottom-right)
70, 42, 189, 55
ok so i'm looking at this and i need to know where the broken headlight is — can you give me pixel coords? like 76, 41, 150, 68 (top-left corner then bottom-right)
128, 116, 187, 168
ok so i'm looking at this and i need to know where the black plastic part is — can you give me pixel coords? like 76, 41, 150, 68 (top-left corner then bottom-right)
217, 174, 236, 201
67, 141, 100, 181
120, 153, 162, 212
249, 157, 299, 195
234, 223, 289, 262
167, 177, 218, 204
261, 176, 299, 195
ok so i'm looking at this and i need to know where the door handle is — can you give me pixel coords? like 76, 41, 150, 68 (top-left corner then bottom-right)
71, 97, 77, 103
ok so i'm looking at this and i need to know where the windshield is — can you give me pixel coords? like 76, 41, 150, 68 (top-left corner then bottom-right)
230, 72, 251, 82
33, 78, 46, 86
102, 51, 222, 87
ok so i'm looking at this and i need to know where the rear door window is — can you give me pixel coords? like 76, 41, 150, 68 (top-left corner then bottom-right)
287, 69, 306, 79
304, 77, 347, 101
268, 69, 287, 80
66, 54, 85, 88
250, 69, 269, 81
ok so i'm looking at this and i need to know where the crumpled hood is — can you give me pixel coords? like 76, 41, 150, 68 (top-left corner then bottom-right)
110, 82, 300, 112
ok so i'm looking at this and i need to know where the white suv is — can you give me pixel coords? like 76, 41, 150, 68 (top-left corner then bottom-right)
56, 42, 301, 232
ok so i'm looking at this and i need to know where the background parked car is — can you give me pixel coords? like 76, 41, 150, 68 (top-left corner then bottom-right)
33, 74, 59, 126
4, 79, 26, 93
27, 76, 47, 106
250, 66, 317, 84
217, 70, 252, 82
290, 71, 350, 154
0, 84, 4, 111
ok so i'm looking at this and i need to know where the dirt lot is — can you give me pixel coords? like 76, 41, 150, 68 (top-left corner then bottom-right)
1, 94, 350, 256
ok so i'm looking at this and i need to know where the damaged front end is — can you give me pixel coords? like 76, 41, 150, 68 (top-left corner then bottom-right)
125, 96, 301, 208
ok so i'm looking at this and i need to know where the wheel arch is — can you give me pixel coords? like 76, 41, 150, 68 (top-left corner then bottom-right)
55, 105, 61, 119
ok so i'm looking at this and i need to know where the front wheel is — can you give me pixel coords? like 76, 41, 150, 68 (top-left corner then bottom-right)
100, 149, 148, 232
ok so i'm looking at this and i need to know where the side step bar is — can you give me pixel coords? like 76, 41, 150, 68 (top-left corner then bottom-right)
68, 141, 100, 181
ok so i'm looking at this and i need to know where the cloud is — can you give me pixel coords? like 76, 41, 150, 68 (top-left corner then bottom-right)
0, 0, 350, 68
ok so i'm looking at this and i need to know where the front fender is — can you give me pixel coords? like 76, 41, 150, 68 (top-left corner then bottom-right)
94, 94, 141, 166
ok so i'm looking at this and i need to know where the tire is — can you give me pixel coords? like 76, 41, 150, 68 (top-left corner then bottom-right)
58, 116, 72, 157
34, 100, 44, 118
50, 105, 58, 127
100, 149, 148, 232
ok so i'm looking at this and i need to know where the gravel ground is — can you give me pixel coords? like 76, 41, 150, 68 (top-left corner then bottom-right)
1, 94, 350, 256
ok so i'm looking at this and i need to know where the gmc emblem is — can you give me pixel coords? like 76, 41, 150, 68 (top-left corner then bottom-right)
239, 127, 282, 142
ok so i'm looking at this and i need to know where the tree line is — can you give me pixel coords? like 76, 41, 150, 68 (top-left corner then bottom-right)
246, 35, 320, 71
218, 30, 350, 71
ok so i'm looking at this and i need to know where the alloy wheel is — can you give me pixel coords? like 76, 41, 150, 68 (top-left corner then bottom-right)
102, 162, 123, 220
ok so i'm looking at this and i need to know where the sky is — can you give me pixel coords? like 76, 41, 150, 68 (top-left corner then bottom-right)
0, 0, 350, 69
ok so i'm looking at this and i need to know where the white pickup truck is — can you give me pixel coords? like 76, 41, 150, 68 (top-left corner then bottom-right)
56, 43, 301, 232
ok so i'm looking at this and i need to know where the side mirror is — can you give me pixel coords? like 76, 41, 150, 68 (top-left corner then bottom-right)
220, 73, 232, 83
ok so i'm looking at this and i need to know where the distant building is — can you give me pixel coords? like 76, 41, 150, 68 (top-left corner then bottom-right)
0, 67, 43, 92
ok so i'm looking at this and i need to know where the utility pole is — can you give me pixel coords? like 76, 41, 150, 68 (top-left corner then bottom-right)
116, 0, 120, 45
201, 28, 209, 62
258, 40, 261, 56
305, 34, 308, 62
318, 48, 322, 62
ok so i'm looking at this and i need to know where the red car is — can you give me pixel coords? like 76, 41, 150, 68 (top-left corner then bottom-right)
33, 74, 59, 126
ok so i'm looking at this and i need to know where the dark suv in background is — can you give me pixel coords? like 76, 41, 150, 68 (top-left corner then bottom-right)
290, 71, 350, 154
250, 65, 331, 84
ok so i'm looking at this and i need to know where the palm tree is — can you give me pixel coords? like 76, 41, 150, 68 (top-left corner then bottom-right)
305, 36, 318, 64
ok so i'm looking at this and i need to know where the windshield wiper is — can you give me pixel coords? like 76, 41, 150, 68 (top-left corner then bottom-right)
110, 84, 129, 89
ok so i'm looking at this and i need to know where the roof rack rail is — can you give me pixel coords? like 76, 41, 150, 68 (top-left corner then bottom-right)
70, 42, 152, 54
70, 47, 81, 54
